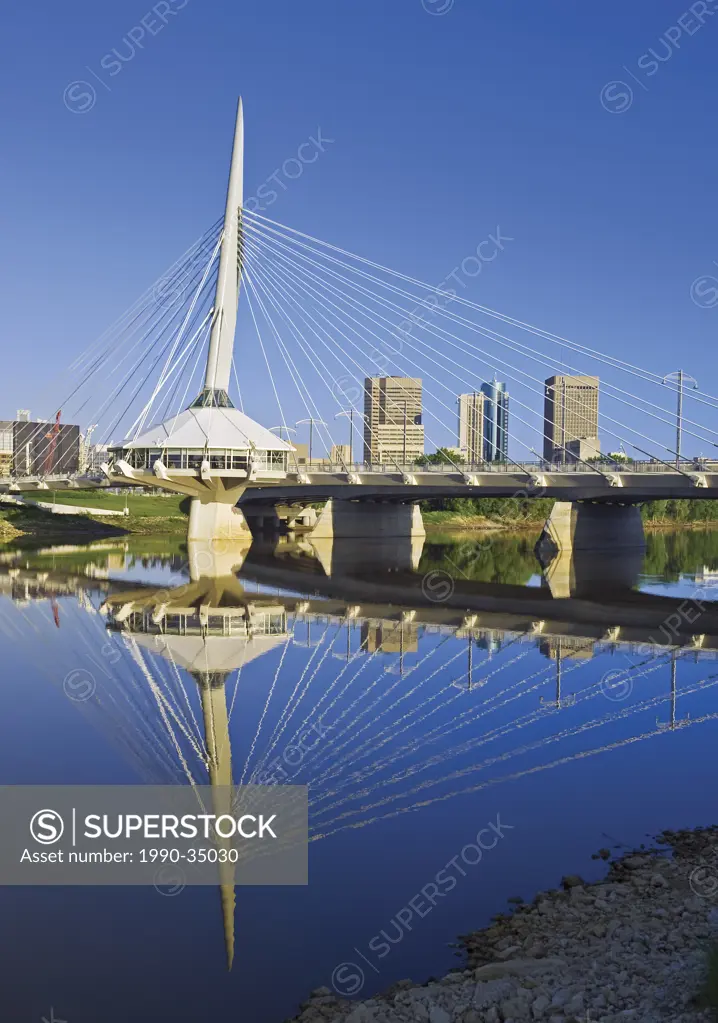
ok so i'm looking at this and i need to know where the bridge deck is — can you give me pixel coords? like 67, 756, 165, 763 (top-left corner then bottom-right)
3, 465, 718, 505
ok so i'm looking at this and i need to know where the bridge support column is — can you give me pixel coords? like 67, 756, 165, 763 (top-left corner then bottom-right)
188, 492, 252, 543
536, 501, 646, 598
310, 500, 426, 540
287, 506, 319, 530
308, 501, 425, 574
537, 501, 646, 555
186, 540, 251, 581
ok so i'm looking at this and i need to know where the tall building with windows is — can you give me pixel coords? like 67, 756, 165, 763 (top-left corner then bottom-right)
543, 375, 600, 463
481, 378, 509, 462
458, 380, 509, 463
458, 392, 485, 463
363, 377, 424, 464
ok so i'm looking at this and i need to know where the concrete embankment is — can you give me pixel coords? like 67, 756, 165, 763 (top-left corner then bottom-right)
28, 500, 128, 517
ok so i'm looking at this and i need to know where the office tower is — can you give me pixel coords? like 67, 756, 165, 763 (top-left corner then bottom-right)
458, 381, 509, 463
363, 377, 424, 464
480, 378, 509, 462
543, 375, 600, 463
458, 392, 485, 463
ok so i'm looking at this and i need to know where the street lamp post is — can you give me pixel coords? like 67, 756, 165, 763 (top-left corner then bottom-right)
334, 410, 355, 466
663, 370, 698, 468
657, 650, 689, 731
270, 425, 297, 470
269, 425, 297, 442
296, 418, 326, 466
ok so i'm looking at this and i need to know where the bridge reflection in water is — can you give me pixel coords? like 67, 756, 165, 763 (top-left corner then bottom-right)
1, 532, 718, 970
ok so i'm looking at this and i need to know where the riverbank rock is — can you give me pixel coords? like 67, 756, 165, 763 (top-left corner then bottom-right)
287, 827, 718, 1022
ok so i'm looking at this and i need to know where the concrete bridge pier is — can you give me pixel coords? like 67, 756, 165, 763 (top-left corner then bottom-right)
186, 540, 252, 581
536, 501, 646, 598
187, 487, 252, 543
309, 535, 426, 575
307, 500, 426, 575
310, 499, 426, 541
287, 506, 319, 530
537, 500, 646, 554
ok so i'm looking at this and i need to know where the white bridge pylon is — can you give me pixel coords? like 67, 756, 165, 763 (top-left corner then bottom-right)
106, 97, 293, 542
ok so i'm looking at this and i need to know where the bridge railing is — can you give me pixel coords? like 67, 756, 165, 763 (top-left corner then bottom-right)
292, 459, 717, 475
2, 459, 717, 485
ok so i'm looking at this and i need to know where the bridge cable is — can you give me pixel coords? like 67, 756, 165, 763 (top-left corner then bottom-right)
241, 267, 340, 461
309, 653, 688, 830
244, 223, 702, 474
244, 219, 718, 454
243, 232, 479, 475
244, 233, 599, 476
243, 238, 477, 476
243, 209, 718, 417
132, 231, 223, 441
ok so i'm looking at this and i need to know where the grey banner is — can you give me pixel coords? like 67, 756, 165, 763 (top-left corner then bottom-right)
0, 785, 308, 886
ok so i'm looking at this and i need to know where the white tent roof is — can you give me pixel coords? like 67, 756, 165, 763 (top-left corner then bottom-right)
119, 407, 293, 452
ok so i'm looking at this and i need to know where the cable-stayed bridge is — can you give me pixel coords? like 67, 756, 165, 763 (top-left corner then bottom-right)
6, 98, 718, 552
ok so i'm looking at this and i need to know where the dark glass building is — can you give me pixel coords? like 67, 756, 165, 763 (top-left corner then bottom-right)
480, 379, 509, 462
0, 418, 80, 476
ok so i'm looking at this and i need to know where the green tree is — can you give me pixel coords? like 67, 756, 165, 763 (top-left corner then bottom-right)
587, 451, 633, 465
415, 447, 465, 466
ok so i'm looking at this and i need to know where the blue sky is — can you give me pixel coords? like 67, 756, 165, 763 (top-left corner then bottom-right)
1, 0, 717, 458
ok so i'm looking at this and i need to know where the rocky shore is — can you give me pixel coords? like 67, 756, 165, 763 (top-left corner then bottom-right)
291, 827, 718, 1023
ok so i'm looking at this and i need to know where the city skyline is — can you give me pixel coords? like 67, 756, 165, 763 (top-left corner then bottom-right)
3, 367, 703, 469
1, 3, 716, 466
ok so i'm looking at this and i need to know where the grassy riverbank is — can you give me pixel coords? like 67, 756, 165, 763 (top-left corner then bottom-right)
423, 497, 718, 535
423, 511, 542, 533
0, 491, 188, 544
0, 503, 129, 544
422, 497, 553, 534
24, 489, 187, 517
92, 514, 188, 536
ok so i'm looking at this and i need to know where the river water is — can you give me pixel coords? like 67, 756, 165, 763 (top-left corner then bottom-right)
1, 528, 717, 1021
